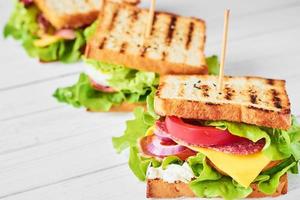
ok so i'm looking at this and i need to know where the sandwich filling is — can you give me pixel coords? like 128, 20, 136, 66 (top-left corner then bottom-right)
53, 57, 219, 111
53, 59, 158, 111
4, 0, 97, 62
112, 92, 300, 199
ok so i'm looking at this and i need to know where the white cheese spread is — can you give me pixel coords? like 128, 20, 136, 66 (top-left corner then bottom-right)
146, 162, 194, 183
84, 64, 111, 86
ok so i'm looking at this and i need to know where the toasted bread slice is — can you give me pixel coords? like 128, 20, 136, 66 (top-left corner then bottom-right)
33, 0, 140, 29
85, 2, 207, 75
154, 75, 291, 130
146, 174, 288, 198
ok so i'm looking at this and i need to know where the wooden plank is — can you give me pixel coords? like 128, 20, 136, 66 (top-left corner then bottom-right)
0, 107, 131, 156
0, 75, 78, 121
0, 164, 145, 200
206, 4, 300, 47
140, 0, 300, 22
0, 107, 133, 198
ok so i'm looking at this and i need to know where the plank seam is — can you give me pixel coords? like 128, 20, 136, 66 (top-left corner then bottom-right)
0, 71, 80, 92
0, 162, 127, 199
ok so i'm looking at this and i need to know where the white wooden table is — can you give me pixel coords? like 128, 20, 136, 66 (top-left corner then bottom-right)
0, 0, 300, 199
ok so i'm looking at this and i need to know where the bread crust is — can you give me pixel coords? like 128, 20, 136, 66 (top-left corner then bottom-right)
154, 96, 291, 130
85, 45, 208, 75
87, 102, 145, 112
146, 174, 288, 198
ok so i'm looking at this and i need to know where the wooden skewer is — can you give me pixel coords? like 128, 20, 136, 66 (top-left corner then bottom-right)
145, 0, 156, 38
217, 9, 230, 94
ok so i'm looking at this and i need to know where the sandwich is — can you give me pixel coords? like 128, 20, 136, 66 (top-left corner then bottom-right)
3, 0, 139, 62
53, 2, 215, 112
112, 74, 300, 199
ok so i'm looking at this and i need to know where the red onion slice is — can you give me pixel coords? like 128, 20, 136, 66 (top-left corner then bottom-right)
55, 29, 76, 40
142, 135, 186, 156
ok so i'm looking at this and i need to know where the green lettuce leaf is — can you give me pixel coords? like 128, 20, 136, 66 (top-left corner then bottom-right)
161, 156, 183, 170
258, 162, 295, 194
188, 153, 221, 181
112, 91, 163, 180
129, 147, 153, 181
190, 176, 252, 200
84, 59, 159, 93
188, 153, 251, 200
54, 59, 158, 111
112, 107, 152, 152
4, 1, 39, 39
206, 55, 220, 75
112, 91, 157, 152
4, 1, 87, 62
206, 121, 271, 148
262, 117, 300, 161
53, 73, 131, 111
83, 20, 99, 41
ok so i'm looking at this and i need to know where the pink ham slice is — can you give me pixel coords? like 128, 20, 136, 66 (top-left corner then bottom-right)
90, 78, 116, 93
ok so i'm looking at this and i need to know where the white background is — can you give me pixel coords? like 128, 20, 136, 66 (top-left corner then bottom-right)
0, 0, 300, 199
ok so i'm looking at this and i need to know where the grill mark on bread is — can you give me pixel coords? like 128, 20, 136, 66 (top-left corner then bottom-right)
161, 51, 167, 61
271, 89, 282, 109
126, 9, 139, 35
98, 37, 107, 49
248, 106, 273, 113
150, 13, 157, 36
224, 86, 235, 100
200, 84, 210, 97
165, 16, 177, 45
193, 80, 201, 90
185, 22, 194, 49
108, 8, 119, 31
140, 45, 149, 57
193, 81, 210, 97
178, 83, 185, 97
267, 79, 274, 85
130, 9, 139, 21
248, 88, 258, 104
119, 42, 127, 54
282, 108, 291, 114
250, 94, 258, 104
205, 102, 221, 106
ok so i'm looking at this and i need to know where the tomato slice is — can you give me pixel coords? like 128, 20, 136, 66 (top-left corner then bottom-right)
165, 116, 245, 146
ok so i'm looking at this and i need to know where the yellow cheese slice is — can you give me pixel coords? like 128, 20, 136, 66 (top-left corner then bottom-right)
146, 126, 155, 136
34, 35, 61, 47
189, 146, 270, 187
